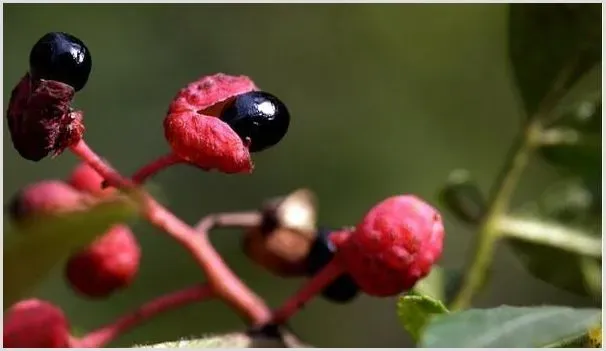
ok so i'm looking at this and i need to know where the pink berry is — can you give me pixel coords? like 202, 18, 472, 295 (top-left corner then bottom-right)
67, 162, 115, 198
3, 299, 71, 347
65, 224, 141, 298
336, 195, 445, 297
7, 180, 90, 222
65, 162, 139, 298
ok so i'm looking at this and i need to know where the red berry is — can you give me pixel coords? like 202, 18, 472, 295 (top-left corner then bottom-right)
68, 162, 115, 198
7, 180, 90, 223
163, 73, 257, 174
335, 195, 444, 297
65, 224, 141, 298
65, 163, 138, 298
3, 299, 71, 347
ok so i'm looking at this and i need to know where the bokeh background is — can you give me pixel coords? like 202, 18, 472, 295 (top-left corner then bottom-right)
3, 4, 597, 347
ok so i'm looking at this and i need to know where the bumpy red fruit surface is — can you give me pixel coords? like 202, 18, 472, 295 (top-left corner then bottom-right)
65, 224, 141, 298
6, 74, 84, 162
3, 299, 71, 347
164, 73, 257, 174
336, 195, 444, 297
68, 162, 115, 198
8, 180, 91, 222
329, 228, 354, 247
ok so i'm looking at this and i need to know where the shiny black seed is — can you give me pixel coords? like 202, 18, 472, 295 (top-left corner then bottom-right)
29, 32, 92, 92
220, 91, 290, 152
306, 228, 360, 303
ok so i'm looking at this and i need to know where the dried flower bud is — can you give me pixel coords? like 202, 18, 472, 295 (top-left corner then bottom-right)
243, 189, 318, 277
7, 74, 84, 161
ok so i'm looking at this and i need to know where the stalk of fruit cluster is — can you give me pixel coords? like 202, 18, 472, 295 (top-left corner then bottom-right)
75, 284, 213, 347
271, 259, 345, 324
69, 139, 272, 325
194, 211, 263, 232
129, 153, 186, 184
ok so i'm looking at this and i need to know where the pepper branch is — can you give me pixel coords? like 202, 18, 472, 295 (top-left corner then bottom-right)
69, 139, 272, 326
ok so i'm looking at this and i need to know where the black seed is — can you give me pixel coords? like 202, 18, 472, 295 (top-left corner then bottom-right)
29, 32, 92, 92
306, 228, 337, 275
220, 91, 290, 152
306, 228, 360, 303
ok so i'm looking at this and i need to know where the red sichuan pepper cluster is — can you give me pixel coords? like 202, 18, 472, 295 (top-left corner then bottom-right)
4, 32, 446, 348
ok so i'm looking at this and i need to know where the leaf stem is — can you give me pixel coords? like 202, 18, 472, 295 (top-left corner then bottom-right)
449, 122, 540, 311
497, 215, 602, 258
579, 257, 602, 300
448, 55, 587, 311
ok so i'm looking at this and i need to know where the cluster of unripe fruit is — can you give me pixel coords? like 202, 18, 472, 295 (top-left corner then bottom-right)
9, 163, 140, 299
4, 168, 445, 347
4, 31, 446, 348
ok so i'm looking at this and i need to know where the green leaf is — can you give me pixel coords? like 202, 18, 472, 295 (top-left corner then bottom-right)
413, 266, 464, 305
587, 325, 603, 348
135, 328, 310, 348
412, 266, 445, 301
4, 197, 140, 309
550, 92, 602, 133
509, 3, 601, 116
420, 305, 601, 347
396, 293, 448, 344
540, 98, 601, 181
438, 169, 487, 225
509, 239, 600, 298
538, 178, 601, 225
547, 323, 602, 348
507, 180, 601, 297
579, 257, 602, 301
442, 267, 465, 305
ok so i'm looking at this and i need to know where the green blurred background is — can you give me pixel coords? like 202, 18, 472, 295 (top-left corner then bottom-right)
3, 4, 596, 347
